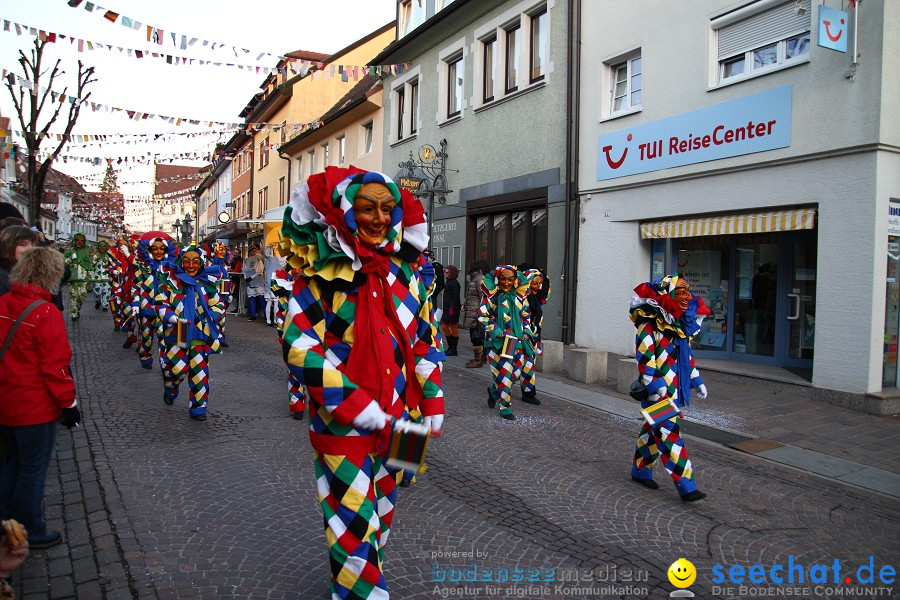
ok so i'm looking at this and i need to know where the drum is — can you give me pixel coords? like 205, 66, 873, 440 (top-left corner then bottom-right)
385, 420, 432, 475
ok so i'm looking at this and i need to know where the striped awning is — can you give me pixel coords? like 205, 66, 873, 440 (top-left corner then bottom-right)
639, 208, 816, 239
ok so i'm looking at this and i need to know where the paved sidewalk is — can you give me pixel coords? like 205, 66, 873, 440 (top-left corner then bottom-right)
449, 336, 900, 498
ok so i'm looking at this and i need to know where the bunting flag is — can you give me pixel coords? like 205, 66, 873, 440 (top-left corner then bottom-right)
147, 26, 163, 44
102, 10, 119, 23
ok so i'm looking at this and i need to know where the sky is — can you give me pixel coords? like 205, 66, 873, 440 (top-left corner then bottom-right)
0, 0, 396, 197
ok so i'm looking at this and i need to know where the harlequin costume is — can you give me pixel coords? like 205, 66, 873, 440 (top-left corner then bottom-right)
204, 242, 232, 346
270, 267, 306, 419
518, 268, 551, 404
279, 167, 444, 600
64, 233, 94, 320
134, 237, 176, 369
629, 273, 710, 502
92, 240, 112, 311
108, 238, 138, 347
154, 245, 224, 420
479, 265, 536, 420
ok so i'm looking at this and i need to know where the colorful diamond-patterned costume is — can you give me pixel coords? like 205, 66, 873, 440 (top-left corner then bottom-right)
270, 267, 306, 416
154, 245, 223, 419
204, 242, 232, 344
628, 273, 710, 497
91, 240, 112, 310
518, 268, 551, 399
108, 238, 138, 345
64, 233, 94, 319
134, 237, 176, 368
479, 265, 536, 419
279, 167, 444, 600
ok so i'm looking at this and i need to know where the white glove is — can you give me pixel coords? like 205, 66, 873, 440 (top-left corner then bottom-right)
352, 401, 390, 431
696, 384, 708, 399
167, 314, 178, 325
423, 414, 444, 437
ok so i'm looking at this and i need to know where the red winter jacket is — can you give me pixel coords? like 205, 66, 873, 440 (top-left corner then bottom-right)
0, 282, 77, 426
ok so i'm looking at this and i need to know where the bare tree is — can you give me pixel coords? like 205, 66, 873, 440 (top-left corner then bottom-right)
5, 38, 96, 225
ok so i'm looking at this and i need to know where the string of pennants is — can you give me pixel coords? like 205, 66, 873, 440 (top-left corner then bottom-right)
3, 15, 414, 77
5, 127, 235, 144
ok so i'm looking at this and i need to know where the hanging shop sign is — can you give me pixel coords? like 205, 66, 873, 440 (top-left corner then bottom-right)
597, 85, 792, 181
817, 5, 848, 53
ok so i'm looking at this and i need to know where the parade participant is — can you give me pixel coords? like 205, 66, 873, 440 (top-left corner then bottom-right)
242, 245, 264, 321
279, 167, 444, 599
518, 266, 551, 405
92, 240, 112, 311
134, 237, 176, 369
108, 237, 137, 349
480, 265, 536, 421
628, 273, 709, 502
204, 242, 232, 347
155, 245, 224, 420
263, 245, 284, 326
64, 233, 94, 321
463, 260, 489, 368
0, 247, 81, 549
270, 267, 306, 420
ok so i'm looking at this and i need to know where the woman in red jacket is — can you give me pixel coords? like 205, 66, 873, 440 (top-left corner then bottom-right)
0, 247, 81, 548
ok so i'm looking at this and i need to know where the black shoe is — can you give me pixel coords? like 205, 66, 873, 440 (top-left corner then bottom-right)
29, 530, 63, 549
631, 476, 660, 490
71, 314, 79, 321
103, 307, 108, 312
445, 348, 457, 356
292, 411, 305, 421
520, 390, 541, 405
95, 303, 100, 310
487, 386, 496, 409
681, 490, 707, 502
398, 479, 411, 488
141, 364, 152, 370
114, 326, 120, 332
247, 317, 257, 321
500, 412, 516, 421
190, 413, 207, 421
122, 340, 133, 349
163, 393, 175, 406
220, 341, 230, 348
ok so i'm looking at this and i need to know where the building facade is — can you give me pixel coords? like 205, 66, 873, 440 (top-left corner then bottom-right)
576, 0, 899, 409
375, 0, 571, 341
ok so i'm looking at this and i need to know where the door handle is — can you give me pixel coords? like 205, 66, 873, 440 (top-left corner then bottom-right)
787, 293, 800, 320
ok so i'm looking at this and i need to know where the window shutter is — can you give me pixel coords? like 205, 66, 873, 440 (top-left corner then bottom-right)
717, 0, 810, 59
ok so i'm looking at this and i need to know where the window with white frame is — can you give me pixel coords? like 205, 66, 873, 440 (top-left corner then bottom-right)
259, 136, 270, 169
279, 176, 286, 206
322, 143, 329, 168
390, 67, 421, 144
474, 1, 549, 109
438, 39, 466, 122
607, 53, 642, 116
361, 121, 374, 154
446, 54, 464, 118
336, 135, 345, 164
711, 0, 810, 85
295, 156, 302, 184
308, 149, 315, 176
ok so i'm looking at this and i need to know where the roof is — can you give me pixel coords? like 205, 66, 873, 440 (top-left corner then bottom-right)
154, 163, 206, 196
37, 161, 89, 199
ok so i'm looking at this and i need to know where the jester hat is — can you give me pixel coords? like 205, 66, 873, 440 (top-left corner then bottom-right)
629, 273, 710, 338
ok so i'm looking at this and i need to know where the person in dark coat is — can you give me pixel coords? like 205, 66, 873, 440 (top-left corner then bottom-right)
0, 226, 40, 298
439, 264, 462, 355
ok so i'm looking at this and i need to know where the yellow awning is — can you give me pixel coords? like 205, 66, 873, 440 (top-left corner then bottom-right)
640, 208, 816, 239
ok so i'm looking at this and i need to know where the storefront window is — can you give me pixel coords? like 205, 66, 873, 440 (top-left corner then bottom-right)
677, 237, 729, 353
493, 214, 508, 265
532, 209, 548, 271
475, 216, 489, 263
511, 211, 528, 266
734, 236, 779, 357
885, 237, 900, 387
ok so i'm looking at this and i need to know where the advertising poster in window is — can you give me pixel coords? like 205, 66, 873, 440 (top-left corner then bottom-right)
679, 250, 726, 349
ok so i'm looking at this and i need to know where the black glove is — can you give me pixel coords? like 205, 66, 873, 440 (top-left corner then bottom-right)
60, 407, 82, 429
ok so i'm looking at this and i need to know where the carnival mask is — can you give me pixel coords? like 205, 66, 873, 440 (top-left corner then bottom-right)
530, 275, 543, 295
182, 250, 203, 277
214, 243, 226, 259
75, 236, 85, 248
498, 268, 516, 293
674, 278, 692, 311
353, 183, 395, 247
150, 240, 166, 261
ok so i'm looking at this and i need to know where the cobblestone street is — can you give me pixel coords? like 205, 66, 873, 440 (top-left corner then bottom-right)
13, 304, 900, 599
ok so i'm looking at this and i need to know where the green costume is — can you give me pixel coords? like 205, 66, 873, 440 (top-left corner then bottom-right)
65, 233, 94, 319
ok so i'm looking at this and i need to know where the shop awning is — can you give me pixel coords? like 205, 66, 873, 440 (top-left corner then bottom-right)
639, 208, 816, 239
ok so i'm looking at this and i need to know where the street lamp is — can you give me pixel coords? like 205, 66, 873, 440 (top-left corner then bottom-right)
172, 218, 181, 241
181, 213, 194, 245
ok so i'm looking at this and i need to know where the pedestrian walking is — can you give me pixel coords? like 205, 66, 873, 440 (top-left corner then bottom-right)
242, 245, 264, 321
263, 245, 284, 326
480, 264, 536, 420
440, 264, 461, 356
0, 226, 40, 298
279, 167, 444, 600
517, 265, 551, 405
0, 247, 81, 549
155, 245, 224, 420
463, 260, 488, 368
63, 233, 94, 321
628, 273, 709, 502
91, 240, 112, 312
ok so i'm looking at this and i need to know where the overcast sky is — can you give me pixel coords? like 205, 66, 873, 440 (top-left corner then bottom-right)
0, 0, 396, 195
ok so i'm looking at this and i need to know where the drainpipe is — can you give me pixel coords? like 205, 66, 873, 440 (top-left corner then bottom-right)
278, 148, 292, 202
562, 0, 581, 344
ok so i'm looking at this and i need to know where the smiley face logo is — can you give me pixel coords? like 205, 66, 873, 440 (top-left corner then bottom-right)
602, 133, 633, 170
667, 558, 696, 589
823, 17, 845, 42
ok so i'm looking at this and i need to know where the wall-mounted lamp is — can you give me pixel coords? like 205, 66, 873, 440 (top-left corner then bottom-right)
795, 0, 807, 16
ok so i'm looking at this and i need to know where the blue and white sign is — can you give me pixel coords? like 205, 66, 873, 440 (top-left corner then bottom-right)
818, 5, 848, 53
597, 86, 793, 181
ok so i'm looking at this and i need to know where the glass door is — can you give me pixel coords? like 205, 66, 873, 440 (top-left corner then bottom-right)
782, 234, 816, 367
733, 237, 779, 359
